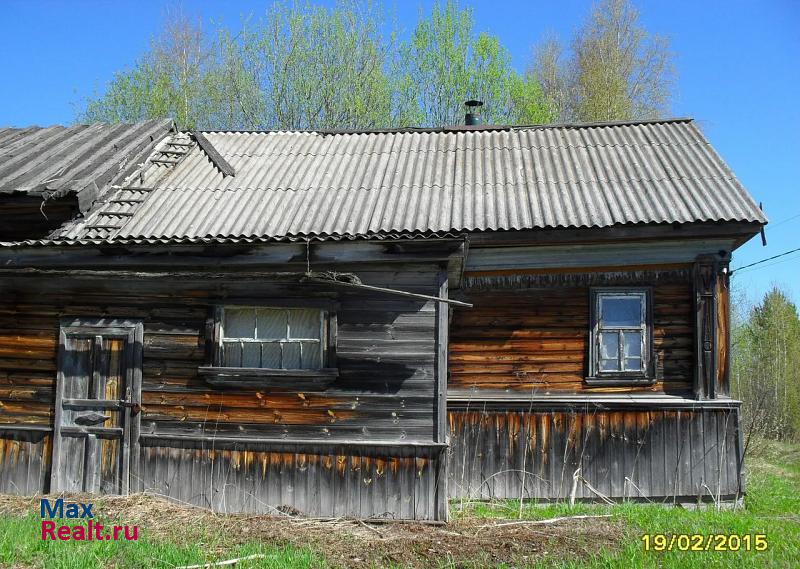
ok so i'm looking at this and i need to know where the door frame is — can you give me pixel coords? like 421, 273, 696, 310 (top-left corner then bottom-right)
51, 318, 143, 495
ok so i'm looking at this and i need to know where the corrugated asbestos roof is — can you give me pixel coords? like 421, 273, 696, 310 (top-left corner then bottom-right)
0, 120, 173, 203
54, 118, 765, 244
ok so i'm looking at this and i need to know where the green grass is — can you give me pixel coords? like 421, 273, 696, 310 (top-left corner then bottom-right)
0, 513, 323, 569
456, 438, 800, 568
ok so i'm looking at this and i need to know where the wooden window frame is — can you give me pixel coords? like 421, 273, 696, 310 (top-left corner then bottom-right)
201, 302, 338, 388
219, 306, 327, 370
585, 287, 655, 386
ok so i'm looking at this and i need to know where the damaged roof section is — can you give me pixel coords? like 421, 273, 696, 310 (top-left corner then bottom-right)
59, 132, 197, 240
0, 119, 173, 207
0, 119, 174, 241
57, 118, 767, 245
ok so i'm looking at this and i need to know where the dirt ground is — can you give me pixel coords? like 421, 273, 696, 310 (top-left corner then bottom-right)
0, 494, 626, 568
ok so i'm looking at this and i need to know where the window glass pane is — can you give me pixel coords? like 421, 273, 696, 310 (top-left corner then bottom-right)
623, 331, 642, 358
220, 307, 326, 370
282, 342, 301, 369
256, 309, 286, 340
288, 309, 320, 339
600, 296, 643, 328
624, 357, 642, 372
300, 342, 321, 369
599, 332, 619, 360
241, 343, 262, 368
223, 341, 242, 367
600, 359, 620, 372
225, 309, 255, 339
260, 343, 282, 368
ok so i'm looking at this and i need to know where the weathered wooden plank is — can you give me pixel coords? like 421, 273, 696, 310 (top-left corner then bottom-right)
447, 407, 742, 504
0, 433, 50, 494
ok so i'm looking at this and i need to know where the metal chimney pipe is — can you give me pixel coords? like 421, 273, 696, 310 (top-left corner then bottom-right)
464, 100, 484, 125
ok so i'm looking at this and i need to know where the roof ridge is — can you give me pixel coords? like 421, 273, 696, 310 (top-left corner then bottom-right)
0, 118, 174, 133
194, 117, 694, 137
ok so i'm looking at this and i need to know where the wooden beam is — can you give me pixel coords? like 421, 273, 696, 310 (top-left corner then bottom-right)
193, 131, 235, 177
434, 269, 449, 444
138, 433, 448, 450
0, 238, 466, 268
0, 267, 471, 306
717, 264, 732, 397
50, 327, 67, 492
446, 391, 742, 410
60, 426, 124, 437
434, 268, 449, 522
465, 262, 692, 277
305, 276, 472, 307
0, 425, 53, 433
466, 240, 734, 273
693, 256, 719, 400
0, 268, 307, 280
62, 398, 123, 410
463, 221, 763, 249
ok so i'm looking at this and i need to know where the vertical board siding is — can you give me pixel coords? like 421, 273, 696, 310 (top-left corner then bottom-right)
0, 431, 51, 494
449, 281, 694, 394
138, 444, 442, 520
448, 407, 742, 502
716, 278, 731, 397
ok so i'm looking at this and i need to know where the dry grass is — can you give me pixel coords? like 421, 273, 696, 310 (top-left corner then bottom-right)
0, 493, 626, 568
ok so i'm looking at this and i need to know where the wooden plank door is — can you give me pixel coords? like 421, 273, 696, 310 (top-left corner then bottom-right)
51, 320, 143, 494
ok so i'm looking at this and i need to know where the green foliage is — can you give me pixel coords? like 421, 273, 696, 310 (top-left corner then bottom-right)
732, 285, 800, 440
80, 1, 556, 130
508, 73, 557, 125
82, 13, 222, 130
242, 0, 394, 130
399, 1, 523, 126
528, 0, 674, 122
81, 0, 674, 129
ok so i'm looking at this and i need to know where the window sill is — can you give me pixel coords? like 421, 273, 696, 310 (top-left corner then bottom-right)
199, 367, 338, 390
584, 375, 656, 387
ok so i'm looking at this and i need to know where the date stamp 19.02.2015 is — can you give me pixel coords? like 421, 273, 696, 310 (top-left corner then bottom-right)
641, 534, 768, 552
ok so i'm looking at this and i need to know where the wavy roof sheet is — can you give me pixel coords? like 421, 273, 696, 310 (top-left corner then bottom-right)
0, 120, 173, 201
61, 118, 765, 243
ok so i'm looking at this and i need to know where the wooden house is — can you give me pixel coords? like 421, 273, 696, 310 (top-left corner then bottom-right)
0, 118, 766, 521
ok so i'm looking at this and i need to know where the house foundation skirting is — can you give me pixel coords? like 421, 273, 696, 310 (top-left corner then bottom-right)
447, 406, 743, 503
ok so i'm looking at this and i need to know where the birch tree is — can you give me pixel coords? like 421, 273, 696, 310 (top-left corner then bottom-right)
398, 0, 552, 127
242, 0, 394, 129
528, 0, 674, 122
733, 286, 800, 440
81, 1, 554, 129
82, 12, 222, 130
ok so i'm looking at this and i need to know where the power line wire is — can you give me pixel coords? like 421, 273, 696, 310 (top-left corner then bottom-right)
734, 251, 800, 275
731, 246, 800, 274
769, 212, 800, 230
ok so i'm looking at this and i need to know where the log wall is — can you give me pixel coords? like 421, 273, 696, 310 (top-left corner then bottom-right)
449, 279, 694, 395
0, 263, 447, 519
0, 267, 439, 440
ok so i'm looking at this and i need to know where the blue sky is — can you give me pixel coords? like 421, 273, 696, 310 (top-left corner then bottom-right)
2, 0, 798, 305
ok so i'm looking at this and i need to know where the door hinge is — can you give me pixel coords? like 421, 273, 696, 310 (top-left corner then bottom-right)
120, 401, 141, 414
